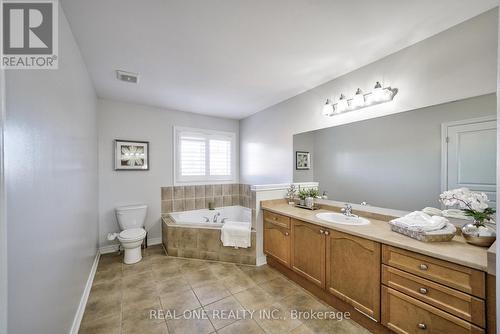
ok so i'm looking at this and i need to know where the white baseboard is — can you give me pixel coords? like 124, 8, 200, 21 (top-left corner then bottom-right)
148, 237, 162, 246
70, 251, 100, 334
99, 243, 119, 254
99, 237, 162, 254
256, 255, 267, 266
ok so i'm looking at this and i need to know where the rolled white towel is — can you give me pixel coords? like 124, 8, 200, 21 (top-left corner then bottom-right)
391, 211, 449, 232
422, 207, 442, 216
442, 209, 473, 221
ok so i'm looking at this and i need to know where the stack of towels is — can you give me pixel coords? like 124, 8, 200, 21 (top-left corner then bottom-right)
391, 211, 450, 232
221, 221, 251, 248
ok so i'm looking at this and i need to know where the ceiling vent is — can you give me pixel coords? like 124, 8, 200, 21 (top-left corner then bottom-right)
116, 70, 138, 83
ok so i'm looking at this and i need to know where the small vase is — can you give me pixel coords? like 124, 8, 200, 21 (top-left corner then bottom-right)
299, 199, 305, 206
461, 222, 496, 247
305, 197, 314, 208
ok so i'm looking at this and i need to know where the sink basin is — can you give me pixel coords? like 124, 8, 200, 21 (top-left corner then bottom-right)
316, 212, 370, 226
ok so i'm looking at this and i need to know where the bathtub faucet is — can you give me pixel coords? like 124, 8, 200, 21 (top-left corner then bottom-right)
213, 212, 221, 223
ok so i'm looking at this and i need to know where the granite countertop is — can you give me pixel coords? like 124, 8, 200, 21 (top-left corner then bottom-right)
261, 200, 490, 272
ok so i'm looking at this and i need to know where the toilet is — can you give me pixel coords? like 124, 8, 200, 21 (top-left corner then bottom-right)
114, 204, 147, 264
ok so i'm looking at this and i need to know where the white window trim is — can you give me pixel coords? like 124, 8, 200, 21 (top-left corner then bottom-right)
173, 126, 236, 185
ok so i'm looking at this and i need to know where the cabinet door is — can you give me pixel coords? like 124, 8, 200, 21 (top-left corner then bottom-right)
263, 221, 290, 267
326, 230, 381, 321
291, 219, 326, 288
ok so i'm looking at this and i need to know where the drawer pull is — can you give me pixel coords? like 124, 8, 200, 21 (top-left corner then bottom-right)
324, 231, 330, 236
419, 287, 428, 295
285, 232, 289, 236
419, 264, 428, 271
319, 229, 324, 234
418, 323, 427, 330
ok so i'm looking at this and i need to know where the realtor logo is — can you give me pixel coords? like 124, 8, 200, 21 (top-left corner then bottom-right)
1, 0, 58, 69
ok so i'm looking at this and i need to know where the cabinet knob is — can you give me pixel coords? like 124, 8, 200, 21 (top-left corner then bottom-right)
285, 232, 289, 236
319, 229, 324, 234
419, 264, 428, 271
324, 231, 330, 235
418, 323, 427, 330
419, 287, 428, 295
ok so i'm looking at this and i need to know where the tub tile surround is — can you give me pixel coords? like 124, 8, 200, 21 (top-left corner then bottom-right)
80, 245, 369, 334
161, 184, 252, 215
162, 217, 257, 265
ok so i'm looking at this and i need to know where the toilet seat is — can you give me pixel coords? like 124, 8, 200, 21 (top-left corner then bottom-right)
118, 228, 146, 242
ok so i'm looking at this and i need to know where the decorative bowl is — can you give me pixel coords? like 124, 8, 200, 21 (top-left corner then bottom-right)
461, 223, 496, 247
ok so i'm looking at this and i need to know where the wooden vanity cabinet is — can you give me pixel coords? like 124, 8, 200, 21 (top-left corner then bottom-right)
326, 230, 381, 321
290, 218, 326, 288
263, 211, 291, 267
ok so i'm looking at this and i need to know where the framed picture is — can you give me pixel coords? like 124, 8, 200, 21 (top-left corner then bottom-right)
114, 140, 149, 170
296, 151, 311, 170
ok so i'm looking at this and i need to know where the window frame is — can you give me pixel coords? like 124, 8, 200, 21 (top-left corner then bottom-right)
173, 126, 236, 185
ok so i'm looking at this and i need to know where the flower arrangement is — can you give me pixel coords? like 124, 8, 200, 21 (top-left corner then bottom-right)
298, 189, 310, 200
307, 188, 320, 199
439, 188, 495, 227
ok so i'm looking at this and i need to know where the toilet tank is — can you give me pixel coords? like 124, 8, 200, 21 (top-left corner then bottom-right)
115, 204, 147, 230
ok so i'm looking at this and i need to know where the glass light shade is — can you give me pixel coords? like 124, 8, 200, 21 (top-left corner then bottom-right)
371, 81, 386, 103
322, 99, 334, 116
352, 89, 365, 108
335, 95, 349, 113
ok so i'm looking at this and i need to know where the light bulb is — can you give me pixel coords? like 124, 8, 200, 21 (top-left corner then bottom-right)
335, 94, 349, 113
322, 99, 334, 116
371, 81, 386, 103
352, 88, 365, 108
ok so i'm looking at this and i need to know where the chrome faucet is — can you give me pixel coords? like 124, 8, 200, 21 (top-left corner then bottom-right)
341, 204, 356, 217
213, 212, 221, 223
203, 216, 210, 222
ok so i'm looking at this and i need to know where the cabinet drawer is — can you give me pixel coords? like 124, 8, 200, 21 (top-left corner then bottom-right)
264, 210, 290, 229
382, 265, 485, 327
382, 245, 485, 298
382, 286, 484, 334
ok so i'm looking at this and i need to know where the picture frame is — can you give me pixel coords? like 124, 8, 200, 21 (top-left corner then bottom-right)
114, 139, 149, 170
296, 151, 311, 170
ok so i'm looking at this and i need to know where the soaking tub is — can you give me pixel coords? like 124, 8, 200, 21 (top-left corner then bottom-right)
168, 205, 251, 228
162, 205, 256, 264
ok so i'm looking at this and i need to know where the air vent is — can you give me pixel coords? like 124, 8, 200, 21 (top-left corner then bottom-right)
116, 70, 138, 83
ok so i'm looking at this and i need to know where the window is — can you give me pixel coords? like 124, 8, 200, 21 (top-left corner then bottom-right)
174, 127, 236, 184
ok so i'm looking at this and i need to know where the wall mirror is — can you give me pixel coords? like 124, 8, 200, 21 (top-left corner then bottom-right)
293, 94, 497, 211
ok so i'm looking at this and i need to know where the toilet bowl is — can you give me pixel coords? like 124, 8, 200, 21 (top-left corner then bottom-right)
114, 204, 148, 264
118, 228, 147, 264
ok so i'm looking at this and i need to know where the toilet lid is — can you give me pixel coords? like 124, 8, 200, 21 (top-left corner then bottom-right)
119, 228, 146, 240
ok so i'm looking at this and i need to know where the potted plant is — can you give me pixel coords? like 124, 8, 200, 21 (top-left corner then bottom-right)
440, 188, 496, 247
305, 188, 320, 208
298, 189, 309, 206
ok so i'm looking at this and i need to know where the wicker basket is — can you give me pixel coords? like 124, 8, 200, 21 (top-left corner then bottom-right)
389, 222, 456, 242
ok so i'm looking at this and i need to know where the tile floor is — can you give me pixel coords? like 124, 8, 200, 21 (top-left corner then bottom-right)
79, 245, 371, 334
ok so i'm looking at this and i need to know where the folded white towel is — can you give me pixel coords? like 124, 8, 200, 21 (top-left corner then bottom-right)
391, 211, 449, 232
221, 221, 251, 248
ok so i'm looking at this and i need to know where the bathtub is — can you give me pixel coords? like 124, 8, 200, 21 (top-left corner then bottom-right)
168, 205, 251, 228
162, 205, 256, 264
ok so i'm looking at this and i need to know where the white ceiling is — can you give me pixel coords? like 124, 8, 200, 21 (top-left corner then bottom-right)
61, 0, 498, 119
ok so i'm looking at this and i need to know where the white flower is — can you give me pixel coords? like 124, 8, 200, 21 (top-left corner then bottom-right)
439, 188, 490, 213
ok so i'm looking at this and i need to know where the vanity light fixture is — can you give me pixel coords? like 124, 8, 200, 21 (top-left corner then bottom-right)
323, 81, 398, 116
352, 88, 365, 108
335, 94, 349, 113
322, 99, 334, 116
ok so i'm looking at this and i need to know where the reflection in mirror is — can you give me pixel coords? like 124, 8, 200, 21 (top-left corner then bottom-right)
293, 94, 497, 212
